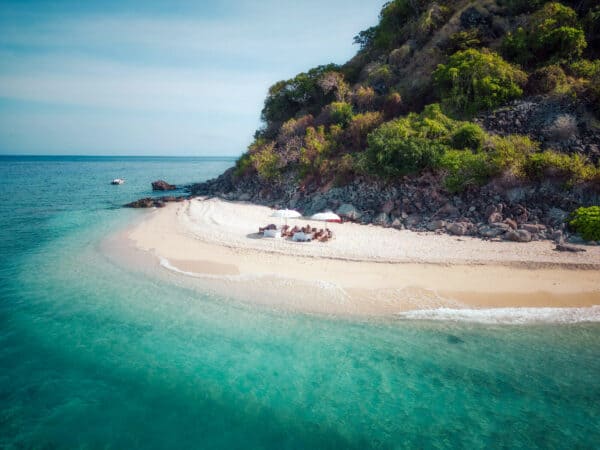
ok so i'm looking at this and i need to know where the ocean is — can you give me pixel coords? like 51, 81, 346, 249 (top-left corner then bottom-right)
0, 155, 599, 449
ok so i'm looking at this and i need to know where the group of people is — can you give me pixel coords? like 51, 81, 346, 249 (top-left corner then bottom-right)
257, 223, 334, 242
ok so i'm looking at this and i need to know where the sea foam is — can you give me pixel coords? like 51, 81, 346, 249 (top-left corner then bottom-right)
397, 306, 600, 324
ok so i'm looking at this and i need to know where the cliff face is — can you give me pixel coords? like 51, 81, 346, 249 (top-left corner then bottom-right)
193, 0, 600, 243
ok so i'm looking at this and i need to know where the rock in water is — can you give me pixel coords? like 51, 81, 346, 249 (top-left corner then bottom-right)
152, 180, 176, 191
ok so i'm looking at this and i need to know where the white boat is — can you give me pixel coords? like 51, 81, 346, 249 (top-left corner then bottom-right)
111, 178, 125, 185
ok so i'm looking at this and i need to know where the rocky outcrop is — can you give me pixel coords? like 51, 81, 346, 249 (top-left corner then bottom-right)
152, 180, 177, 191
476, 97, 600, 163
124, 196, 187, 208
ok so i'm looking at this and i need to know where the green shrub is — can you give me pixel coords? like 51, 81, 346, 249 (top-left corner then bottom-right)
433, 49, 526, 115
502, 2, 587, 66
344, 111, 384, 151
363, 108, 452, 177
234, 152, 253, 178
526, 65, 568, 95
249, 141, 281, 181
524, 150, 598, 184
451, 123, 486, 150
327, 102, 354, 127
439, 150, 493, 192
487, 135, 539, 176
569, 206, 600, 241
445, 29, 482, 54
364, 133, 446, 177
568, 59, 600, 78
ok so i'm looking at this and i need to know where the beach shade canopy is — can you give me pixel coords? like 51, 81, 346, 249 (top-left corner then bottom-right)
310, 211, 342, 223
271, 208, 301, 226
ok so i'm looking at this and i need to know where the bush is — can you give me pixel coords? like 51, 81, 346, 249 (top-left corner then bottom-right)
451, 123, 486, 150
233, 152, 253, 178
524, 150, 598, 184
433, 49, 526, 115
526, 65, 568, 95
439, 150, 494, 192
445, 29, 482, 54
344, 111, 384, 152
363, 112, 449, 178
569, 206, 600, 241
249, 141, 281, 181
487, 135, 539, 176
353, 86, 377, 112
568, 59, 600, 78
327, 102, 354, 127
502, 2, 587, 66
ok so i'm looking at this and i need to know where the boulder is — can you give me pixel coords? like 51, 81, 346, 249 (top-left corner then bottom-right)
427, 220, 446, 231
152, 180, 176, 191
405, 213, 422, 228
487, 211, 503, 224
490, 222, 511, 232
504, 218, 518, 230
391, 218, 404, 229
373, 212, 391, 227
336, 203, 361, 221
446, 222, 471, 236
503, 229, 532, 242
520, 223, 547, 234
478, 225, 505, 238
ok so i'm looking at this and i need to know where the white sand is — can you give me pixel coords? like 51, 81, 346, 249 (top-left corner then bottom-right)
117, 198, 600, 316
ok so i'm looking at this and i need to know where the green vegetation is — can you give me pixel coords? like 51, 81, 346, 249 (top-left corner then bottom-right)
524, 151, 598, 184
439, 150, 494, 192
451, 123, 486, 151
433, 49, 526, 115
248, 140, 280, 181
233, 0, 600, 196
569, 206, 600, 241
502, 2, 587, 66
527, 65, 568, 95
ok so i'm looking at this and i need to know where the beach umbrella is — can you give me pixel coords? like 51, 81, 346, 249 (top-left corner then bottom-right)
310, 211, 342, 223
271, 208, 301, 226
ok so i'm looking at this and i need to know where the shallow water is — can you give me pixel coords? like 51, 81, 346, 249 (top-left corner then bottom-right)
1, 156, 599, 449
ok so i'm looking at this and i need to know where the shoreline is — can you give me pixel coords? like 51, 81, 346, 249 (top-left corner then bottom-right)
108, 198, 600, 318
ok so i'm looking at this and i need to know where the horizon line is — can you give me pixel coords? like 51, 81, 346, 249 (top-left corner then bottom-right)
0, 153, 240, 158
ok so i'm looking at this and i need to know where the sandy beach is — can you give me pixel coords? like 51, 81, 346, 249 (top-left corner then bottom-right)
115, 198, 600, 316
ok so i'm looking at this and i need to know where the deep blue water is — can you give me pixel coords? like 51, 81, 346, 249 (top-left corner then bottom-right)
0, 155, 599, 449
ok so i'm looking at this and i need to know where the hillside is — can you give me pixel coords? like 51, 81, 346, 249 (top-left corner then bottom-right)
193, 0, 600, 243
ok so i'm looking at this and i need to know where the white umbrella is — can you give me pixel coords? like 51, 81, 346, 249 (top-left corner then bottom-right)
271, 209, 301, 226
310, 211, 342, 223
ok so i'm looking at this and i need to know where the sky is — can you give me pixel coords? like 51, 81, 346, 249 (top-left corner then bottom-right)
0, 0, 384, 156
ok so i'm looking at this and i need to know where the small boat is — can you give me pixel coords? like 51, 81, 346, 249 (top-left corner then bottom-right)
111, 178, 125, 185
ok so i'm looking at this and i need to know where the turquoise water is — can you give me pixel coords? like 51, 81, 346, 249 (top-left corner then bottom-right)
1, 156, 599, 449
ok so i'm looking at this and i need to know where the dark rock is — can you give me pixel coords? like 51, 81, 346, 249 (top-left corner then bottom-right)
152, 180, 176, 191
555, 243, 586, 252
478, 225, 505, 238
446, 222, 471, 236
124, 197, 155, 208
